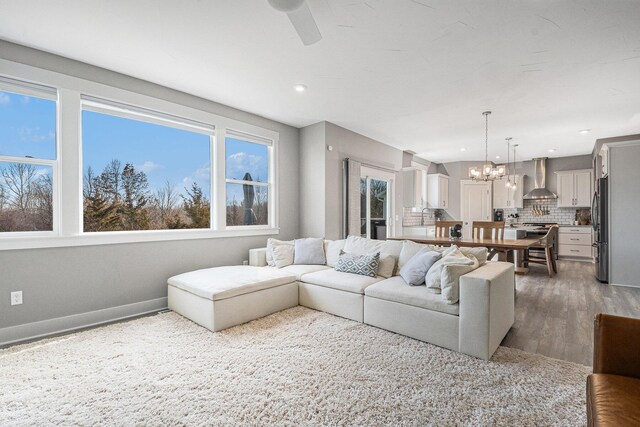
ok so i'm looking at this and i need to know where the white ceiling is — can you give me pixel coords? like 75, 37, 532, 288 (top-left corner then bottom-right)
1, 0, 639, 163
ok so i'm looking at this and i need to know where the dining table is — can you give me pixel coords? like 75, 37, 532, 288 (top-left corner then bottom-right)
389, 235, 544, 274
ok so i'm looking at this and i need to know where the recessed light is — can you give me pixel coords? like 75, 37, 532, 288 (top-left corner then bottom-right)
496, 155, 501, 159
579, 129, 591, 134
548, 148, 557, 153
460, 148, 467, 152
294, 84, 307, 93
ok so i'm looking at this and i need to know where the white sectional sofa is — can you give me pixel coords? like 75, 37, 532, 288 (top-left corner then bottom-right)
168, 237, 515, 360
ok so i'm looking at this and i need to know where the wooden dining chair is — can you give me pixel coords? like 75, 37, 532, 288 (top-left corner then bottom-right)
472, 221, 505, 261
471, 221, 505, 240
434, 221, 462, 238
526, 225, 559, 277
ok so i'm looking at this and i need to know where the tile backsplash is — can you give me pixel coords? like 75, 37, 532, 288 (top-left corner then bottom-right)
502, 199, 589, 225
402, 199, 590, 226
402, 208, 436, 226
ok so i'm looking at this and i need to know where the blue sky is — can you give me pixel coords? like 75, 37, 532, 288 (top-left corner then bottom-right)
1, 89, 268, 206
0, 91, 57, 160
82, 110, 211, 198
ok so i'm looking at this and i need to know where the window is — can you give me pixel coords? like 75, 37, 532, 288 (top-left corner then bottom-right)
0, 63, 279, 249
0, 78, 57, 233
225, 134, 270, 226
81, 99, 213, 232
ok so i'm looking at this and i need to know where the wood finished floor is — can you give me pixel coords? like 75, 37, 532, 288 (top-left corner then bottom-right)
501, 260, 640, 366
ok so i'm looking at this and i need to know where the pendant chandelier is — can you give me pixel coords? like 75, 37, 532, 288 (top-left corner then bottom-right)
468, 111, 506, 181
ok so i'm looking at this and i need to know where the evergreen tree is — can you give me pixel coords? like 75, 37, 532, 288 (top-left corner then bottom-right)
121, 163, 150, 230
183, 182, 210, 228
83, 188, 120, 232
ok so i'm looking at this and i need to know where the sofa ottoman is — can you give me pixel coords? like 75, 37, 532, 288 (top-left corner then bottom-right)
168, 266, 298, 332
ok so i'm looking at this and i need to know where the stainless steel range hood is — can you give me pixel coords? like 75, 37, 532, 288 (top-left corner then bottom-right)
523, 157, 558, 200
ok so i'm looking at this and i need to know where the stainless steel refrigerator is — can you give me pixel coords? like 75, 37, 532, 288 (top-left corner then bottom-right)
592, 177, 608, 282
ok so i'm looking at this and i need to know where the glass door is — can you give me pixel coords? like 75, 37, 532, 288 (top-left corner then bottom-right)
360, 168, 393, 239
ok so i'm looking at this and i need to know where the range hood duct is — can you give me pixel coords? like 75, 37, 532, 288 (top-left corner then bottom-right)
523, 157, 558, 200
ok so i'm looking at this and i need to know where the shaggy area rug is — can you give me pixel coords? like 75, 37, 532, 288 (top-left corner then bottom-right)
1, 307, 589, 426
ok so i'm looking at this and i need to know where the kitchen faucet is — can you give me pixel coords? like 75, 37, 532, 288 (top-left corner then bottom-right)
420, 207, 429, 226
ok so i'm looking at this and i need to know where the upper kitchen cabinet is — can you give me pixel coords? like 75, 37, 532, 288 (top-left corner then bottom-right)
427, 174, 449, 209
493, 174, 523, 209
402, 169, 427, 208
556, 169, 592, 207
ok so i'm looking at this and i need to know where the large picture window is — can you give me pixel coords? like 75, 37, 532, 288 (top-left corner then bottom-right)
81, 100, 212, 232
0, 79, 57, 233
0, 65, 279, 249
225, 135, 270, 226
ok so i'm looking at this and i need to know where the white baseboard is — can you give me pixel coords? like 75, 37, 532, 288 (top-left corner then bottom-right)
609, 282, 640, 289
0, 297, 168, 347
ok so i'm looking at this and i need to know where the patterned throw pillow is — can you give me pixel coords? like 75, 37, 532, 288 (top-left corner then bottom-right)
335, 251, 380, 277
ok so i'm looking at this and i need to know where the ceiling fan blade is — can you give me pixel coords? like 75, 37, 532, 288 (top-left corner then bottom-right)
286, 1, 322, 46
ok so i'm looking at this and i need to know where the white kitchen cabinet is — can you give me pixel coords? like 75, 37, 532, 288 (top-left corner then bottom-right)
427, 174, 449, 209
493, 174, 523, 209
556, 169, 592, 208
558, 226, 593, 260
402, 169, 427, 208
402, 226, 435, 237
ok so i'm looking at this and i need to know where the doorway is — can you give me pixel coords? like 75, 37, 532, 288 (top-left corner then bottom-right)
460, 180, 492, 239
360, 166, 395, 239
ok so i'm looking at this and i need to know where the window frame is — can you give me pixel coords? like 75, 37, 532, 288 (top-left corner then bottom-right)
0, 77, 60, 237
224, 129, 274, 230
0, 59, 279, 250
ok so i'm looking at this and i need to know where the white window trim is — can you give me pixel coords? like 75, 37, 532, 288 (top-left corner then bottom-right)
0, 59, 280, 251
0, 79, 60, 238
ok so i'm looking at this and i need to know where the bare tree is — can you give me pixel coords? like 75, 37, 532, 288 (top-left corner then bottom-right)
0, 182, 7, 211
32, 174, 53, 230
154, 180, 179, 224
83, 166, 96, 199
94, 159, 122, 203
1, 162, 38, 212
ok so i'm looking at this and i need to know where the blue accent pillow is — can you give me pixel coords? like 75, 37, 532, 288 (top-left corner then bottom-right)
399, 247, 442, 286
335, 251, 380, 277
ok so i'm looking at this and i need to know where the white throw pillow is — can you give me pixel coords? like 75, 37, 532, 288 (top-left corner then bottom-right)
272, 244, 295, 268
425, 247, 474, 293
441, 256, 480, 304
324, 239, 346, 267
459, 247, 488, 266
266, 239, 294, 267
377, 254, 397, 279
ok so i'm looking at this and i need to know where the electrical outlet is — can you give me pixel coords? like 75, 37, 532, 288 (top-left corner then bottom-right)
10, 291, 23, 306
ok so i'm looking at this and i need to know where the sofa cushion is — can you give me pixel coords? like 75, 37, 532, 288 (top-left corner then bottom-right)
167, 266, 296, 301
426, 247, 475, 293
324, 239, 346, 267
344, 236, 403, 274
272, 243, 295, 268
587, 374, 640, 427
364, 276, 460, 316
302, 268, 383, 294
280, 264, 331, 281
266, 238, 293, 267
294, 238, 326, 265
441, 256, 480, 304
399, 247, 442, 286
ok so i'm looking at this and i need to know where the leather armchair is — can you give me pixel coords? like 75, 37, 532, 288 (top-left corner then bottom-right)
587, 313, 640, 426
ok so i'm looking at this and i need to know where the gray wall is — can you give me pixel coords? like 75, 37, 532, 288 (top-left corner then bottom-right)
298, 121, 405, 240
324, 122, 404, 240
299, 122, 326, 238
0, 42, 300, 334
608, 142, 640, 287
438, 155, 593, 220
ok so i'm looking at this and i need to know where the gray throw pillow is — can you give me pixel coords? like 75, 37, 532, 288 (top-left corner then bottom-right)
294, 238, 326, 265
335, 251, 380, 277
399, 247, 442, 286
